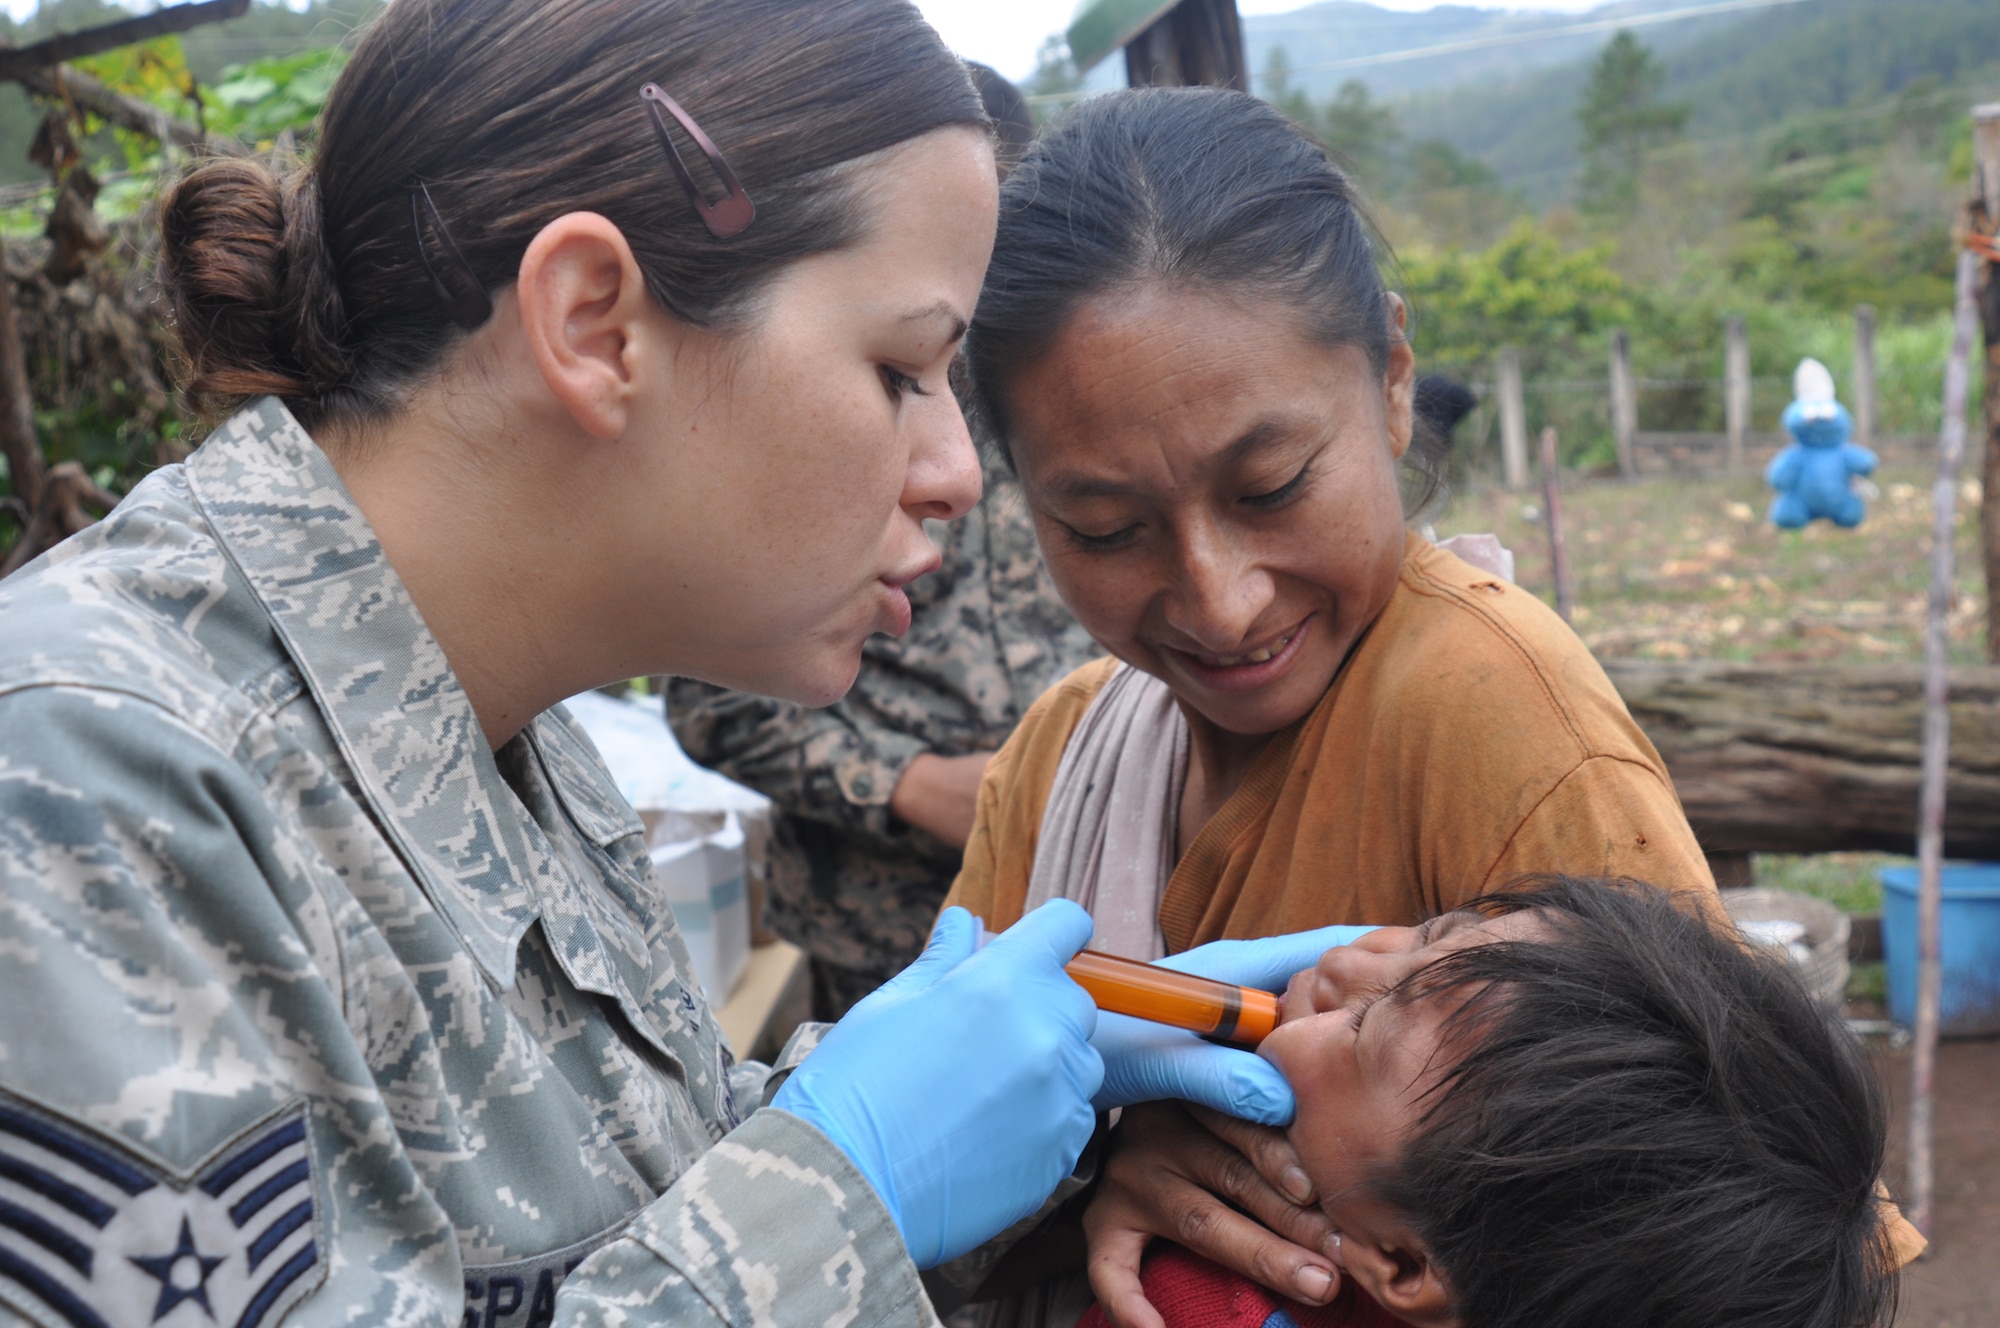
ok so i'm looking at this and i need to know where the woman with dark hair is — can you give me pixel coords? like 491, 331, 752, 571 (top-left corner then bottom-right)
944, 87, 1727, 1325
0, 8, 1348, 1325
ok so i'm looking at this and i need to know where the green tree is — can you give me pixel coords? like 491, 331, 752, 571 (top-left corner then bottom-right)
1576, 31, 1688, 214
1259, 45, 1317, 132
1404, 139, 1496, 192
1025, 34, 1082, 112
1321, 78, 1398, 178
1401, 220, 1637, 376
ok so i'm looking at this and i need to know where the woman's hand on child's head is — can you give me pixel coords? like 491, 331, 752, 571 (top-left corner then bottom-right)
1083, 1101, 1339, 1328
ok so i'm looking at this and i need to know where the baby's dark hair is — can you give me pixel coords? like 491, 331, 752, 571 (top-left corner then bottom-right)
1380, 876, 1894, 1328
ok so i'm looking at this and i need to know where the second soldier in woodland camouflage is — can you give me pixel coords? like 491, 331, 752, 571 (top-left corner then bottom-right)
671, 450, 1098, 1016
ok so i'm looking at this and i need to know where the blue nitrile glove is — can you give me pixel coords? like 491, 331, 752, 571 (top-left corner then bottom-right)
772, 902, 1103, 1269
1091, 925, 1379, 1126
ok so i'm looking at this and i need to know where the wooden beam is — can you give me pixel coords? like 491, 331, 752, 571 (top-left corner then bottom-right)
16, 62, 244, 155
1067, 0, 1179, 73
0, 0, 250, 82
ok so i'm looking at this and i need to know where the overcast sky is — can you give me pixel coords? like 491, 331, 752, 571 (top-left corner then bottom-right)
913, 0, 1618, 81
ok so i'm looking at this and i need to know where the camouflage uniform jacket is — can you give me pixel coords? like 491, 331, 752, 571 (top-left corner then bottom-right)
0, 398, 935, 1328
669, 455, 1097, 977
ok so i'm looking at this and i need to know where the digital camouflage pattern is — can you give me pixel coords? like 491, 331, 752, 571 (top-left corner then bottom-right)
669, 451, 1098, 988
0, 398, 937, 1328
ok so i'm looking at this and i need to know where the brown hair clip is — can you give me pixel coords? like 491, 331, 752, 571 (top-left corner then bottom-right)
641, 84, 755, 239
409, 178, 493, 330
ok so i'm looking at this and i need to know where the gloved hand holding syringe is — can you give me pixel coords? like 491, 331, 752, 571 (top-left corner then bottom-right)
977, 921, 1321, 1049
978, 917, 1379, 1123
774, 904, 1376, 1269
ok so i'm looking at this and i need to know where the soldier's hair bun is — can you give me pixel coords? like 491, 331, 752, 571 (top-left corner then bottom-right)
153, 0, 986, 430
158, 157, 352, 408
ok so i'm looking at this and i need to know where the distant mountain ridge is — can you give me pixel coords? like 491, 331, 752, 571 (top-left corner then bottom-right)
1239, 0, 1754, 100
1236, 0, 2000, 203
1390, 0, 2000, 199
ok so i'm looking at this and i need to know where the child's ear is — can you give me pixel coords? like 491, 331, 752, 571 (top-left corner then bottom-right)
1335, 1219, 1462, 1328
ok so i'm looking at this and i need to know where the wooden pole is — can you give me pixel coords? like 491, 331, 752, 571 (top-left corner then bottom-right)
1497, 347, 1530, 490
1909, 244, 1980, 1239
1609, 329, 1638, 478
1123, 0, 1245, 89
1539, 426, 1573, 623
0, 234, 43, 516
1724, 315, 1750, 471
1853, 303, 1878, 453
1976, 103, 2000, 664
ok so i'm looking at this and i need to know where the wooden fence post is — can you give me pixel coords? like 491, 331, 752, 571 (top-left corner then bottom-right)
1724, 315, 1750, 471
1609, 329, 1638, 478
1975, 102, 2000, 665
1497, 347, 1530, 491
1539, 426, 1573, 623
1853, 303, 1878, 452
1911, 244, 1980, 1240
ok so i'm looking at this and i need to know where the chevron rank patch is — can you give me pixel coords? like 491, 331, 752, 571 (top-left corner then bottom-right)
0, 1095, 324, 1328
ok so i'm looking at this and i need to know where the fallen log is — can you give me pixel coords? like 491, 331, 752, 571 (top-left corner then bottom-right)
1604, 659, 2000, 858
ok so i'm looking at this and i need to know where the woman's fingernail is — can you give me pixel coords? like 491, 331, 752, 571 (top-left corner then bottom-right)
1296, 1266, 1335, 1302
1280, 1166, 1314, 1204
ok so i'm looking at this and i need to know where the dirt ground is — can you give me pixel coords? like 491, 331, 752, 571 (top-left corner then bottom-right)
1877, 1036, 2000, 1327
1433, 461, 1988, 667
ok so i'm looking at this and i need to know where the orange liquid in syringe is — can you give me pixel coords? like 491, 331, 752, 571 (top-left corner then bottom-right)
1066, 949, 1281, 1050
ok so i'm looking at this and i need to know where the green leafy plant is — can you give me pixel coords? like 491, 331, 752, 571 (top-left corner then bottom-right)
203, 47, 347, 149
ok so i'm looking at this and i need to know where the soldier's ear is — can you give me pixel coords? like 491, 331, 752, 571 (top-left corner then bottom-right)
514, 213, 659, 442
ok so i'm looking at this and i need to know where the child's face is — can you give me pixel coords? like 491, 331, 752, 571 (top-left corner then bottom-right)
1259, 910, 1542, 1238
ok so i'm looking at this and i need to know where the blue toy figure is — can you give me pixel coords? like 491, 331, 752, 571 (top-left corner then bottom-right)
1766, 357, 1877, 529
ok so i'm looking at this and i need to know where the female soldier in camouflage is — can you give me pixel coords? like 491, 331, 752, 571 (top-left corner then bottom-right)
0, 5, 1348, 1326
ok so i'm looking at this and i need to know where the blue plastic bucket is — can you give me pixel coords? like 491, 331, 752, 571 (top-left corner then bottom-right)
1879, 864, 2000, 1036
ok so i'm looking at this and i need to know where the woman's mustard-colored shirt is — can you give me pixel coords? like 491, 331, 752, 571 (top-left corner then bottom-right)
948, 533, 1719, 945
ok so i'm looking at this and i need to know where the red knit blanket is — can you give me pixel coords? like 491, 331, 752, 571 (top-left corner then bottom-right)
1077, 1244, 1404, 1328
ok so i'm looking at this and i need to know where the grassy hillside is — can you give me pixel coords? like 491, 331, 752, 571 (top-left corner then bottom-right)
1243, 0, 1992, 471
1397, 0, 2000, 201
